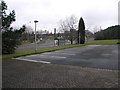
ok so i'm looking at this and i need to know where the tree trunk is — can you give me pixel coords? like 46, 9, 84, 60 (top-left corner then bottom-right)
77, 30, 80, 44
71, 39, 73, 44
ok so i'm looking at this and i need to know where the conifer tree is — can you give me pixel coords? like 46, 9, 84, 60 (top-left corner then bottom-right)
78, 17, 85, 44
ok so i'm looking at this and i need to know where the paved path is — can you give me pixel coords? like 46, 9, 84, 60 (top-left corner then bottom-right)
3, 58, 118, 88
16, 45, 118, 70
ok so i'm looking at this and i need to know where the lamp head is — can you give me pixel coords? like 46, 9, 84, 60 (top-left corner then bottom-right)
34, 20, 38, 23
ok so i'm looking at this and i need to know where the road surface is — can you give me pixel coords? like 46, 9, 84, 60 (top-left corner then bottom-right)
16, 40, 55, 49
15, 45, 119, 70
17, 40, 71, 49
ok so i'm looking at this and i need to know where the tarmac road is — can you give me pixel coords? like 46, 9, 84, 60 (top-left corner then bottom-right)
16, 45, 119, 70
16, 40, 55, 49
16, 40, 71, 49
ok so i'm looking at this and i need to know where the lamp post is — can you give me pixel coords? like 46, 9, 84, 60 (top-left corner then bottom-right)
34, 20, 38, 52
54, 28, 56, 46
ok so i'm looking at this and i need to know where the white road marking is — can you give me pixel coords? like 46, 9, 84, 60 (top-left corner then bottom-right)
54, 51, 62, 52
60, 53, 75, 55
51, 56, 66, 59
38, 54, 67, 59
41, 53, 51, 55
39, 55, 46, 56
87, 45, 102, 47
27, 55, 37, 57
42, 52, 75, 55
13, 58, 51, 64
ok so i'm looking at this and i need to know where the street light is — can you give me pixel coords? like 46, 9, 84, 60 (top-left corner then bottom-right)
34, 20, 38, 52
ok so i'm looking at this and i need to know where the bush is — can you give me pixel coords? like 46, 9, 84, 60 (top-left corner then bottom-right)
2, 27, 25, 54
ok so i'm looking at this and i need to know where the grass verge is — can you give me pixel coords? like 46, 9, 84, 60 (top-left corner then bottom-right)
2, 39, 119, 59
85, 39, 119, 45
2, 44, 85, 59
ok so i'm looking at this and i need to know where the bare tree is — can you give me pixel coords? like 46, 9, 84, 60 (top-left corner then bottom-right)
58, 15, 78, 44
25, 25, 33, 34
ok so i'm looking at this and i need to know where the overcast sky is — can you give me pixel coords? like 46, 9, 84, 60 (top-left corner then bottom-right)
5, 0, 119, 33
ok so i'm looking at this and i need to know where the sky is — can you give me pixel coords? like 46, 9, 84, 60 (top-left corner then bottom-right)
5, 0, 119, 33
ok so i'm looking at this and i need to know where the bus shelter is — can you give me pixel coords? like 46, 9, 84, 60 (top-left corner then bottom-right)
54, 37, 65, 46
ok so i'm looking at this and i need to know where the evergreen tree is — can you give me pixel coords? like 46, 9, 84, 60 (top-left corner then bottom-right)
78, 17, 85, 44
2, 1, 25, 54
1, 1, 15, 30
77, 27, 80, 44
94, 25, 120, 40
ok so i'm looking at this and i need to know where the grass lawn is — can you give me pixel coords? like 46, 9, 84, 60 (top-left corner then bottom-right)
2, 39, 119, 59
85, 39, 119, 45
